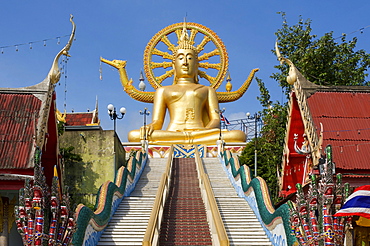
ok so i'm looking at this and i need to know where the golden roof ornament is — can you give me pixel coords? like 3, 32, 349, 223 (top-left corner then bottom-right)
175, 21, 196, 52
275, 41, 297, 85
48, 15, 76, 85
225, 71, 232, 92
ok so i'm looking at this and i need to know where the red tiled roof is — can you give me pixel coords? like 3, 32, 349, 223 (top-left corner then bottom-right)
65, 112, 94, 126
307, 92, 370, 171
342, 174, 370, 178
0, 93, 41, 169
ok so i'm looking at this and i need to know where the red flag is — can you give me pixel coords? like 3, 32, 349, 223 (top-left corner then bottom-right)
220, 112, 230, 125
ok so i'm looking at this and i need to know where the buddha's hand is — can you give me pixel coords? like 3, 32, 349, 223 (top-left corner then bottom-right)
140, 124, 155, 140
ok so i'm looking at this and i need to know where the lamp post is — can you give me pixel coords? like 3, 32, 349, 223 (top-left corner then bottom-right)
215, 108, 226, 140
246, 112, 261, 177
139, 108, 150, 141
107, 104, 126, 133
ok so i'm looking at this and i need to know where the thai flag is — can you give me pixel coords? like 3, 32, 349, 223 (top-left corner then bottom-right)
334, 185, 370, 219
220, 112, 230, 125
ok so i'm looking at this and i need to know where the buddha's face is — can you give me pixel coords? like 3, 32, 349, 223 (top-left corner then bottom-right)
173, 49, 198, 80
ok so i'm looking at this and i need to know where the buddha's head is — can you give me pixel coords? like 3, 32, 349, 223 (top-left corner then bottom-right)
173, 23, 199, 84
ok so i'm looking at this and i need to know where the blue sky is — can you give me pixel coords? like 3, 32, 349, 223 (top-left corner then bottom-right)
1, 1, 369, 141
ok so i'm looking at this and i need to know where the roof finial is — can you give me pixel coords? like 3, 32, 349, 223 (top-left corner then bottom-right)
275, 40, 297, 85
180, 18, 189, 44
174, 17, 196, 53
226, 70, 232, 92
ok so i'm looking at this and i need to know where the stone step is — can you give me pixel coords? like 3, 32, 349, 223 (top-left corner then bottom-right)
202, 157, 273, 246
97, 158, 167, 246
227, 231, 267, 236
225, 228, 265, 232
99, 156, 273, 246
105, 226, 148, 230
103, 228, 147, 232
159, 158, 212, 245
113, 211, 152, 215
98, 242, 144, 246
223, 223, 266, 228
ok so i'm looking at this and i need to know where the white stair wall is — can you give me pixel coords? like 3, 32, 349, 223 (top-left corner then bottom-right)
203, 158, 273, 246
97, 158, 166, 246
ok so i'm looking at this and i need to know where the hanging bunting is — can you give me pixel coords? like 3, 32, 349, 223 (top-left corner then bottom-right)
0, 34, 70, 54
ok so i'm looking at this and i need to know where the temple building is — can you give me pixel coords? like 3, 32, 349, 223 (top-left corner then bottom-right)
0, 16, 76, 245
58, 102, 100, 129
58, 102, 127, 206
279, 61, 370, 198
0, 63, 63, 246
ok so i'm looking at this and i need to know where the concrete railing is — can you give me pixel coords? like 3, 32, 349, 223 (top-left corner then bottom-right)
220, 150, 296, 246
142, 145, 174, 246
72, 149, 147, 246
195, 146, 229, 246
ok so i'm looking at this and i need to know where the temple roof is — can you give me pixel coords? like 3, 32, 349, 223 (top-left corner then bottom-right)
0, 16, 75, 189
65, 111, 99, 126
275, 45, 370, 237
308, 90, 370, 171
0, 93, 42, 169
279, 53, 370, 195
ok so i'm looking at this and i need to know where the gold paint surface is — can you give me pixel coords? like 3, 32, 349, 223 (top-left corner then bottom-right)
101, 22, 261, 144
128, 27, 246, 145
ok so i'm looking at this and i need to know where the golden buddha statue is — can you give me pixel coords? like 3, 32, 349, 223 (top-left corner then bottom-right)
101, 22, 259, 145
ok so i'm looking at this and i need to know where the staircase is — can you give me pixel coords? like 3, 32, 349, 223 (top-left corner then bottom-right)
203, 158, 272, 246
97, 156, 273, 246
159, 158, 213, 246
97, 158, 167, 246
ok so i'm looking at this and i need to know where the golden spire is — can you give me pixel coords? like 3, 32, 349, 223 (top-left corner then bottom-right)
174, 20, 197, 54
179, 20, 189, 43
225, 71, 232, 92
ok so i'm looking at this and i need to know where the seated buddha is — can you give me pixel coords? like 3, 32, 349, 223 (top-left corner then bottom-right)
128, 27, 246, 145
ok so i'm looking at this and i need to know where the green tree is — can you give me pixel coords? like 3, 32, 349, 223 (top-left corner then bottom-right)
274, 12, 370, 98
239, 13, 370, 204
239, 78, 287, 203
57, 120, 65, 136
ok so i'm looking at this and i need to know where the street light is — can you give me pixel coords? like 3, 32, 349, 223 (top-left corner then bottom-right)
107, 104, 126, 133
139, 108, 150, 141
246, 112, 261, 177
215, 108, 226, 140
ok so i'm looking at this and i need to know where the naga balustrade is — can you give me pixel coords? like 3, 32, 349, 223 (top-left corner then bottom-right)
73, 149, 147, 246
220, 150, 295, 246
